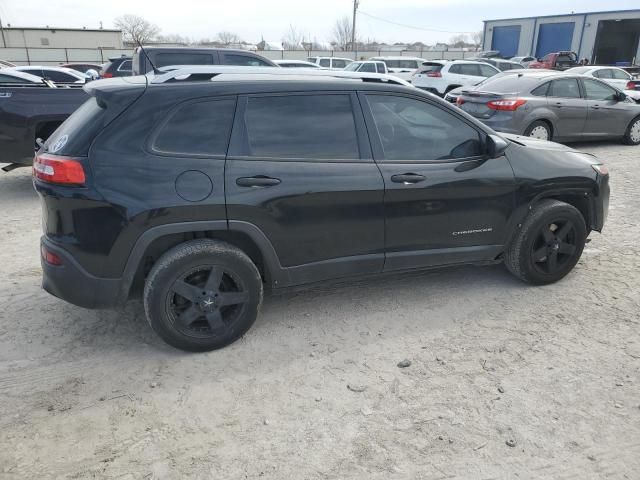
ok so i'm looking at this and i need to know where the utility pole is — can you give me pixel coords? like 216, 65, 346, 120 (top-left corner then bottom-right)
351, 0, 358, 52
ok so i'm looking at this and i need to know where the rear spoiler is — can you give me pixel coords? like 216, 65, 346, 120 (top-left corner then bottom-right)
83, 76, 147, 124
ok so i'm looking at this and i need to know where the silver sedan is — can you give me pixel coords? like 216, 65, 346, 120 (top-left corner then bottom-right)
455, 70, 640, 145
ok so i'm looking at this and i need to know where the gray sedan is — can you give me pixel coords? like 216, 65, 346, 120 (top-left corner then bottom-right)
456, 70, 640, 145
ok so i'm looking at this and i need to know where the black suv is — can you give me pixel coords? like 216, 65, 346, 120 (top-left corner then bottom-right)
34, 69, 610, 352
99, 56, 132, 78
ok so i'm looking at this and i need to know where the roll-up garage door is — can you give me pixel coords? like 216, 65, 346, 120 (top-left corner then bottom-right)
491, 25, 521, 58
535, 22, 575, 58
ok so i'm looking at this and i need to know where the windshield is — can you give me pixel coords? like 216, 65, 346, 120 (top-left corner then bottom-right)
344, 62, 360, 71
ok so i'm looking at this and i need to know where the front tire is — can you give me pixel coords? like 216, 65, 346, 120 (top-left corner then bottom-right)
622, 116, 640, 145
143, 240, 263, 352
505, 200, 587, 285
524, 120, 552, 141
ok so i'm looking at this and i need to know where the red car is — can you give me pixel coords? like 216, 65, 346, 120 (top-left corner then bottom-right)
529, 51, 579, 71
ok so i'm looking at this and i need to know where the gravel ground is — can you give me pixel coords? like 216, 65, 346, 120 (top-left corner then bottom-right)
0, 142, 639, 479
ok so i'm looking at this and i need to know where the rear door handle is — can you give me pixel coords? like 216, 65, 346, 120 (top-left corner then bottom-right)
591, 104, 600, 109
391, 173, 426, 184
236, 176, 281, 187
554, 102, 563, 108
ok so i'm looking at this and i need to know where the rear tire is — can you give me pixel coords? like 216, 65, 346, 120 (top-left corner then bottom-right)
622, 116, 640, 145
143, 239, 263, 352
505, 200, 587, 285
524, 120, 552, 141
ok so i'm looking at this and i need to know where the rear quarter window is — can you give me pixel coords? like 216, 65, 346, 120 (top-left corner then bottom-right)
151, 98, 236, 156
45, 97, 108, 156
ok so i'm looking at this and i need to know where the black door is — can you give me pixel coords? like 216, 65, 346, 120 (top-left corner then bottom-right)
359, 92, 516, 271
225, 92, 385, 286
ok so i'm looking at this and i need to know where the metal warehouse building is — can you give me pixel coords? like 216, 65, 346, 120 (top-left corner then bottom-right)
483, 9, 640, 65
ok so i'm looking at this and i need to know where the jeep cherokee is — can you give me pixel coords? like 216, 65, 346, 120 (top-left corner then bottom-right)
33, 67, 610, 352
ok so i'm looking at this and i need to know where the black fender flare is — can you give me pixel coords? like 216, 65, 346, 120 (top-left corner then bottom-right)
117, 220, 288, 303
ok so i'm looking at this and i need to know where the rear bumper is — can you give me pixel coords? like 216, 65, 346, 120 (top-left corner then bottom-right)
40, 237, 122, 309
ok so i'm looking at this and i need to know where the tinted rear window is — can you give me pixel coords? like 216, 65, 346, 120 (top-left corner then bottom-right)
152, 98, 236, 156
471, 75, 541, 93
418, 63, 443, 73
45, 97, 107, 156
245, 95, 359, 159
155, 52, 215, 68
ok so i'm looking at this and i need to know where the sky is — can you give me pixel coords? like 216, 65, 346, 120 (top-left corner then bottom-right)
0, 0, 639, 45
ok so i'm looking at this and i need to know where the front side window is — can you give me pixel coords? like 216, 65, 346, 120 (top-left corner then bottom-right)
366, 95, 482, 161
245, 94, 359, 159
582, 79, 618, 101
153, 98, 236, 156
360, 63, 376, 73
549, 78, 581, 98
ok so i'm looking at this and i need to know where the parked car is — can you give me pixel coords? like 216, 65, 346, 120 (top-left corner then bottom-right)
412, 60, 500, 95
9, 66, 87, 83
0, 80, 86, 170
472, 58, 525, 71
510, 56, 536, 68
565, 66, 640, 102
369, 56, 425, 81
273, 60, 319, 68
34, 67, 609, 351
529, 51, 579, 71
134, 47, 276, 75
60, 63, 102, 74
306, 56, 352, 69
456, 70, 640, 144
100, 56, 132, 78
343, 60, 387, 74
0, 69, 49, 84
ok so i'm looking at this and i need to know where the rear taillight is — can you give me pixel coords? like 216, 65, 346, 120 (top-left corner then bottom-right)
41, 245, 63, 266
426, 71, 442, 77
33, 154, 86, 185
626, 81, 635, 90
102, 72, 113, 78
487, 98, 527, 111
456, 97, 465, 106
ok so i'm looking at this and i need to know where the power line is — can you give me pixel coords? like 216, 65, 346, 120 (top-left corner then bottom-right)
358, 10, 477, 35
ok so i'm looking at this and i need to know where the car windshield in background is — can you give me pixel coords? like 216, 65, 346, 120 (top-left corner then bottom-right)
385, 60, 419, 69
344, 62, 360, 71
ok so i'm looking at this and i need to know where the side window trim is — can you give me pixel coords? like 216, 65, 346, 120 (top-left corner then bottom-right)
147, 95, 237, 158
227, 91, 372, 163
358, 91, 487, 164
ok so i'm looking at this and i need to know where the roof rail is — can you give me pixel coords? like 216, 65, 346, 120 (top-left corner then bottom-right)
149, 66, 414, 87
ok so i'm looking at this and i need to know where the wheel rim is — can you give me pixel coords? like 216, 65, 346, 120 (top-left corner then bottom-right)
531, 219, 578, 275
165, 265, 250, 339
529, 125, 549, 140
630, 120, 640, 143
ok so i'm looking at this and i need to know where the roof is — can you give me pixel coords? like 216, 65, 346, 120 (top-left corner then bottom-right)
2, 26, 121, 33
484, 8, 640, 23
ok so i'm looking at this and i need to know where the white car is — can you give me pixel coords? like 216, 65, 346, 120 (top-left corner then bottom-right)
343, 60, 387, 74
0, 69, 48, 84
566, 65, 640, 102
411, 60, 501, 96
9, 66, 87, 84
368, 56, 425, 81
306, 57, 352, 70
274, 60, 321, 69
510, 56, 536, 68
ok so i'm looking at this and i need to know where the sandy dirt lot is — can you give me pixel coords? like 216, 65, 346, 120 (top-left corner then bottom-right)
0, 142, 639, 479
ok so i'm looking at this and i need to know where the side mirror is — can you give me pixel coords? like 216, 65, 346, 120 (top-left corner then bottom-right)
615, 91, 627, 102
487, 134, 509, 158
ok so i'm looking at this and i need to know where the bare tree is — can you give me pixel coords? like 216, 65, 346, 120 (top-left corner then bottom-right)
217, 31, 243, 45
282, 24, 304, 50
156, 33, 190, 45
449, 34, 469, 48
332, 16, 354, 51
471, 31, 483, 49
114, 14, 160, 44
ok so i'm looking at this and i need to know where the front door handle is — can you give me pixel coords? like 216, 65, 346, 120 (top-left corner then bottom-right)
236, 176, 281, 187
591, 104, 600, 110
391, 173, 426, 184
554, 102, 563, 108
